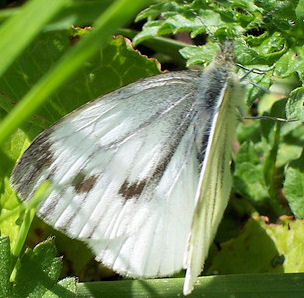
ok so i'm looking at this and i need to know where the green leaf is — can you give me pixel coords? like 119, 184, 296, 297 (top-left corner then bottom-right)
0, 129, 31, 251
179, 43, 219, 66
284, 149, 304, 218
263, 122, 285, 216
234, 34, 286, 66
41, 277, 77, 298
46, 0, 113, 31
0, 237, 77, 297
234, 143, 269, 204
29, 216, 94, 281
296, 0, 304, 18
207, 216, 304, 274
12, 239, 63, 297
0, 33, 161, 129
207, 216, 284, 274
277, 122, 304, 167
266, 216, 304, 272
275, 47, 304, 80
0, 236, 10, 298
286, 87, 304, 121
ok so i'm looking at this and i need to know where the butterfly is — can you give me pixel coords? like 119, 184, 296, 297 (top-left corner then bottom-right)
10, 40, 245, 295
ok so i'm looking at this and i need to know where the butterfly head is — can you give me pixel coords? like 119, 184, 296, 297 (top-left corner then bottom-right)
211, 40, 236, 71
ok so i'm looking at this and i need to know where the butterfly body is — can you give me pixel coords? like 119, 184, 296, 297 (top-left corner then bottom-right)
11, 43, 244, 295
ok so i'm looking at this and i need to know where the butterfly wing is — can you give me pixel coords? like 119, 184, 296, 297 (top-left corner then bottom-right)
11, 70, 211, 277
183, 60, 245, 294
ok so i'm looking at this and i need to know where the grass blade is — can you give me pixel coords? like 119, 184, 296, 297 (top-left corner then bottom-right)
77, 273, 304, 298
0, 0, 150, 146
0, 0, 69, 77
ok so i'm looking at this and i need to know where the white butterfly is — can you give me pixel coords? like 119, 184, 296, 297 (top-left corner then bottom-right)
10, 41, 245, 295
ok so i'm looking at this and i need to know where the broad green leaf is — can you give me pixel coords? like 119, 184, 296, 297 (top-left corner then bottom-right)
277, 124, 304, 167
207, 216, 284, 274
0, 33, 160, 130
266, 216, 304, 272
234, 35, 286, 66
262, 121, 285, 217
46, 0, 112, 31
0, 237, 77, 297
207, 216, 304, 274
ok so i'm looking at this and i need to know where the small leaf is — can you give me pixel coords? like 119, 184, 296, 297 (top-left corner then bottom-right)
41, 277, 77, 298
275, 48, 304, 80
12, 239, 62, 297
284, 149, 304, 219
234, 143, 269, 204
179, 43, 219, 66
286, 87, 304, 121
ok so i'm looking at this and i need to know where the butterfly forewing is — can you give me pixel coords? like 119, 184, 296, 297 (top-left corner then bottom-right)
11, 71, 209, 277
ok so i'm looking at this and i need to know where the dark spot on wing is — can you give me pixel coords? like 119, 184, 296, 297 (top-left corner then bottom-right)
24, 129, 54, 169
119, 99, 198, 202
151, 154, 171, 181
10, 128, 55, 199
119, 179, 147, 199
72, 172, 98, 194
